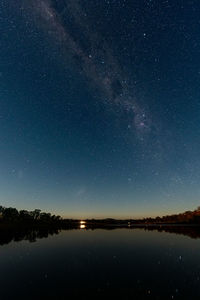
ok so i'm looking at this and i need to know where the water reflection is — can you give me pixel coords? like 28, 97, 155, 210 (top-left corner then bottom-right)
0, 225, 200, 246
0, 227, 61, 245
1, 226, 200, 299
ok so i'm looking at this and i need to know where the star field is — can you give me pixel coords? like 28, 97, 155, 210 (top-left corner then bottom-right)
0, 0, 200, 218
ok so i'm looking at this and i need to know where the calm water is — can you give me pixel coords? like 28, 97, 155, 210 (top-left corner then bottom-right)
1, 227, 200, 299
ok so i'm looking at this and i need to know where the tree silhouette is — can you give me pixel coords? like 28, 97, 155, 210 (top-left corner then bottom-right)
0, 206, 62, 225
3, 207, 19, 221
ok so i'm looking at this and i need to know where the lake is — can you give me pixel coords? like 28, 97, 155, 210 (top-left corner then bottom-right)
0, 226, 200, 299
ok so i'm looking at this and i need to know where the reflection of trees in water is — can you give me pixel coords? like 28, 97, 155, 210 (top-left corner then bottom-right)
0, 225, 200, 246
84, 224, 200, 240
0, 227, 61, 245
143, 225, 200, 239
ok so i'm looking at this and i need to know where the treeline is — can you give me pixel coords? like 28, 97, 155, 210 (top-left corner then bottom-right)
0, 206, 62, 224
136, 207, 200, 224
85, 207, 200, 225
1, 205, 200, 226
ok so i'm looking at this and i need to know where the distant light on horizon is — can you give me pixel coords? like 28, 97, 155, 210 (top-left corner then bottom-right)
80, 220, 86, 229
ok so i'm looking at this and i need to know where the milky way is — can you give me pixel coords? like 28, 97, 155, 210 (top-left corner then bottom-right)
1, 0, 200, 216
22, 0, 152, 138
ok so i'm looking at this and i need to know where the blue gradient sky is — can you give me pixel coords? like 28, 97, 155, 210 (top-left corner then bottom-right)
1, 0, 200, 218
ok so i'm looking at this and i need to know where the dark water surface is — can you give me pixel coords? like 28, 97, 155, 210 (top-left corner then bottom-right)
1, 227, 200, 299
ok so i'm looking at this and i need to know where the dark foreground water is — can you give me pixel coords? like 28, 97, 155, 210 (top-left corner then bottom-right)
1, 227, 200, 299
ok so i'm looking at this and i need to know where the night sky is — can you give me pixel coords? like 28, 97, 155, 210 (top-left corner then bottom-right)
1, 0, 200, 218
